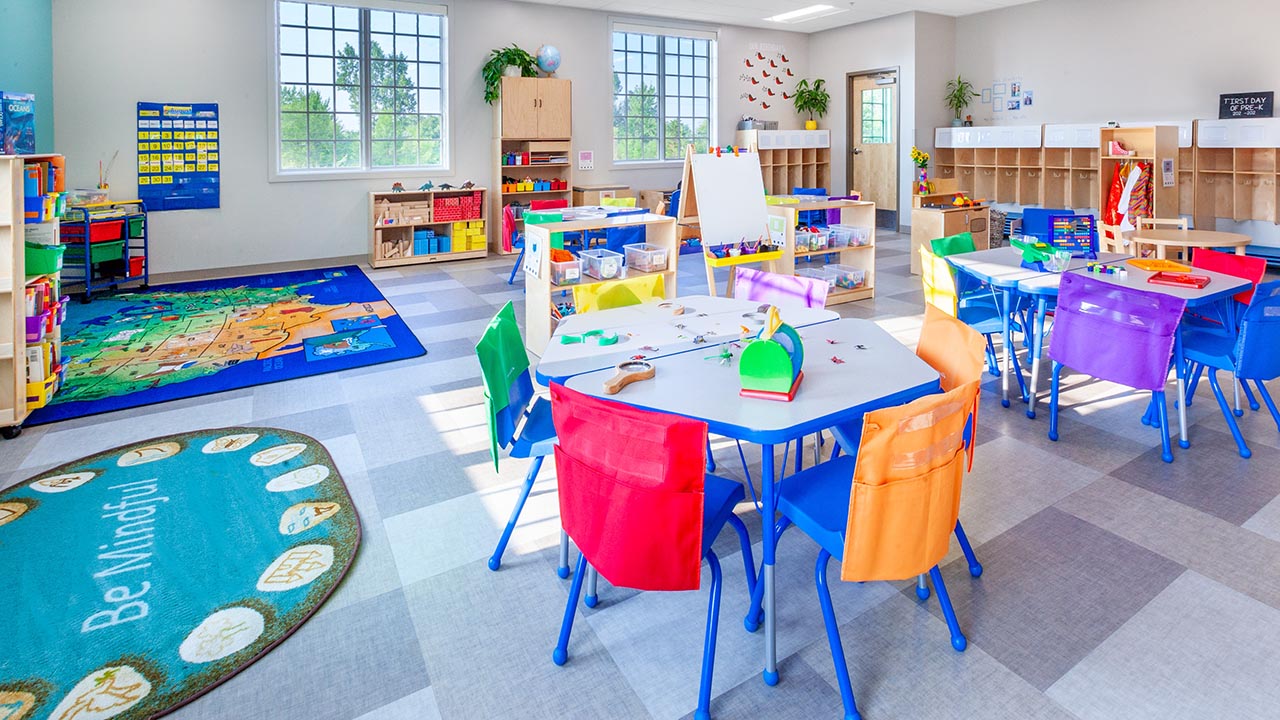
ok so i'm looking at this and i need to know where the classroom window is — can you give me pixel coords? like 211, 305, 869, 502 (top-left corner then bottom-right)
860, 88, 892, 144
611, 27, 716, 163
275, 1, 447, 174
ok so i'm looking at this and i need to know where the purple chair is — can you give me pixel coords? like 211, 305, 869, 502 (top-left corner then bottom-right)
733, 266, 830, 311
1048, 272, 1187, 462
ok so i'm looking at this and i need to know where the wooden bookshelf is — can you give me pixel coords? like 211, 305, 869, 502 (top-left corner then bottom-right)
490, 77, 573, 255
771, 199, 876, 304
735, 130, 831, 195
368, 187, 487, 269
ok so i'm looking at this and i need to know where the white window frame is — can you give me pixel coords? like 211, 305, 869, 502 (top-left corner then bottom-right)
268, 0, 451, 182
609, 19, 718, 169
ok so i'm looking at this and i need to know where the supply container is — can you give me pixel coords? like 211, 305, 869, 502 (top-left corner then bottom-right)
580, 248, 624, 280
825, 264, 867, 290
623, 243, 668, 273
550, 257, 583, 286
795, 267, 835, 287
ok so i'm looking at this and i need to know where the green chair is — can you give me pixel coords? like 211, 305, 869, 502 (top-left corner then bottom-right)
478, 301, 571, 576
929, 231, 977, 258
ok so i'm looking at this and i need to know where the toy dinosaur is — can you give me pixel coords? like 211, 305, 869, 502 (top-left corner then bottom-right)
418, 181, 434, 191
438, 183, 455, 190
461, 180, 476, 189
390, 182, 405, 192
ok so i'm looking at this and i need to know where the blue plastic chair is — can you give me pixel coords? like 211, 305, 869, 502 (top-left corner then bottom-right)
548, 382, 756, 720
1048, 273, 1188, 463
477, 302, 570, 576
1181, 280, 1280, 458
774, 380, 980, 720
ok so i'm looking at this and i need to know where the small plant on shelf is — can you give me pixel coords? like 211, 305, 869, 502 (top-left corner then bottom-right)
482, 45, 539, 105
792, 78, 829, 130
944, 75, 979, 126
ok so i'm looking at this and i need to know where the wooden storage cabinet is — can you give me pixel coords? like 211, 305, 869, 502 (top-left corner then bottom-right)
909, 205, 990, 275
497, 77, 572, 139
771, 199, 877, 305
368, 188, 488, 268
735, 130, 831, 195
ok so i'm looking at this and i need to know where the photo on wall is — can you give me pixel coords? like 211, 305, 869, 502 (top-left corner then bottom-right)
1010, 82, 1021, 98
1023, 91, 1034, 107
1007, 98, 1021, 111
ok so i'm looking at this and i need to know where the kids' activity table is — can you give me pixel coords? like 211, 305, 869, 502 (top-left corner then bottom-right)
550, 317, 941, 687
536, 295, 838, 385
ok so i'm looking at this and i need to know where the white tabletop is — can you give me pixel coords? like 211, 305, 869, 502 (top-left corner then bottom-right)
1064, 265, 1250, 306
537, 295, 839, 384
947, 247, 1127, 290
562, 318, 940, 444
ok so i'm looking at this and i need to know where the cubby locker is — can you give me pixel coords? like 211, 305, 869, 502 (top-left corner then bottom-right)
955, 148, 975, 166
772, 166, 788, 195
1235, 148, 1276, 174
958, 165, 977, 191
1019, 148, 1042, 167
802, 164, 817, 189
788, 149, 802, 166
802, 148, 816, 165
1070, 171, 1097, 210
1071, 148, 1098, 168
1018, 169, 1041, 206
1234, 175, 1277, 222
996, 148, 1019, 167
1198, 148, 1233, 172
934, 148, 955, 166
1042, 169, 1068, 208
1044, 148, 1070, 168
1195, 174, 1234, 221
997, 169, 1018, 203
1178, 172, 1195, 217
975, 148, 997, 167
1178, 147, 1195, 172
975, 167, 997, 200
936, 164, 957, 181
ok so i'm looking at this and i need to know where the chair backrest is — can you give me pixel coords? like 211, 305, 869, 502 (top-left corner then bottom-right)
502, 204, 518, 252
733, 266, 829, 310
1021, 208, 1072, 241
600, 196, 637, 208
1098, 223, 1129, 255
1139, 217, 1188, 231
550, 382, 707, 591
573, 273, 665, 313
1050, 272, 1187, 391
916, 303, 985, 469
842, 380, 980, 581
476, 302, 535, 470
667, 189, 681, 217
1191, 248, 1267, 305
530, 199, 568, 211
929, 232, 976, 258
1236, 280, 1280, 381
919, 245, 959, 316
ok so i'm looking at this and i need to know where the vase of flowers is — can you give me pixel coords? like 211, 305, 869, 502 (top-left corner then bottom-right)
910, 146, 933, 194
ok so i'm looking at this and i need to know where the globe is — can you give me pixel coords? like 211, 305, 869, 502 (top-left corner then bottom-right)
536, 45, 561, 74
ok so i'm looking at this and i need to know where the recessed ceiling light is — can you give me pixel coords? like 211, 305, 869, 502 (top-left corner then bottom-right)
764, 4, 847, 23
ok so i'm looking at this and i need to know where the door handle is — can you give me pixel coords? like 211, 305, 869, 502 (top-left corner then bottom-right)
851, 148, 863, 155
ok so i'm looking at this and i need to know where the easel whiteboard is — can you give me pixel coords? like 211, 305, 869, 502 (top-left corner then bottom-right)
689, 151, 770, 247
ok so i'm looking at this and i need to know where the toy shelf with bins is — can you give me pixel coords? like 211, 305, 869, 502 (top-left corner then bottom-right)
368, 188, 488, 268
771, 199, 876, 305
523, 212, 678, 355
735, 130, 831, 196
491, 139, 572, 255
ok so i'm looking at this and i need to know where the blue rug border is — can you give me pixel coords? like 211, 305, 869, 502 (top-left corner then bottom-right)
25, 265, 426, 427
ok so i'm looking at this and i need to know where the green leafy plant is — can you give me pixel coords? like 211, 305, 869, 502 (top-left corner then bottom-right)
482, 45, 539, 104
944, 75, 979, 120
792, 78, 829, 121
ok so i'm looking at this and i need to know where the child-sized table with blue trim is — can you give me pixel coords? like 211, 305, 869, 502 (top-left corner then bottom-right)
550, 317, 940, 688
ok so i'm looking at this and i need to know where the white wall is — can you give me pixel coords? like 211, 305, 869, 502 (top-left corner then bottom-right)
52, 0, 807, 274
810, 12, 918, 220
913, 12, 956, 162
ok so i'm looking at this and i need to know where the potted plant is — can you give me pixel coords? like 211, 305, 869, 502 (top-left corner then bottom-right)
793, 78, 829, 131
944, 75, 979, 127
482, 45, 539, 105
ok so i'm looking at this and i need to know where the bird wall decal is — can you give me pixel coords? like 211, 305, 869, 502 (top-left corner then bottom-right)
769, 60, 777, 68
781, 54, 789, 62
766, 88, 775, 96
756, 52, 765, 60
775, 77, 783, 85
762, 70, 771, 77
744, 59, 754, 67
761, 102, 771, 109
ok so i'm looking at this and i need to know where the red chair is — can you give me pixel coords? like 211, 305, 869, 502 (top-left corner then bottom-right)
549, 383, 756, 720
1186, 249, 1268, 410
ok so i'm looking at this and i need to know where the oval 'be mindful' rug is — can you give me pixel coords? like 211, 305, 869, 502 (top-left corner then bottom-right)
0, 427, 360, 720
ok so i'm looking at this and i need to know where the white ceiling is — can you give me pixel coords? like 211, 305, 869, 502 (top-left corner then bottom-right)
517, 0, 1042, 32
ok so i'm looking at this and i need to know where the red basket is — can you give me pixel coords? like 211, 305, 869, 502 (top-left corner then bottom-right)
63, 219, 125, 243
128, 256, 146, 277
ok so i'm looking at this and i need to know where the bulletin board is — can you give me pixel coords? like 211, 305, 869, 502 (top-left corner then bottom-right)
136, 102, 220, 210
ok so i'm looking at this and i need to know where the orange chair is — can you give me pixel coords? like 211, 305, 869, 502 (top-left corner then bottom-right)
774, 380, 980, 720
915, 303, 987, 579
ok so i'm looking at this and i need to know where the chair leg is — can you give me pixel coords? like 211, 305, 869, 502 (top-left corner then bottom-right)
558, 530, 571, 579
1207, 371, 1251, 458
489, 455, 544, 571
1048, 362, 1063, 442
553, 554, 589, 666
726, 513, 757, 598
954, 520, 983, 577
584, 565, 600, 608
1154, 390, 1175, 463
915, 574, 930, 601
816, 549, 862, 720
745, 518, 789, 633
984, 334, 1000, 377
1184, 361, 1203, 407
734, 439, 753, 491
1240, 377, 1260, 414
507, 245, 525, 285
831, 441, 842, 460
706, 437, 716, 472
1256, 380, 1280, 431
694, 550, 723, 720
929, 566, 968, 652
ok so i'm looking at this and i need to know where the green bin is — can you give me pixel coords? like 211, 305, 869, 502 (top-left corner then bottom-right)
66, 240, 125, 264
128, 216, 145, 237
24, 242, 66, 276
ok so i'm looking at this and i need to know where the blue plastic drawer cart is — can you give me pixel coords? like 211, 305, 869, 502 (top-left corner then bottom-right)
61, 200, 149, 302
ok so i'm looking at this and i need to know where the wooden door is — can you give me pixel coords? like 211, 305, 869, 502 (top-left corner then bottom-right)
500, 77, 540, 138
848, 73, 898, 227
536, 79, 572, 139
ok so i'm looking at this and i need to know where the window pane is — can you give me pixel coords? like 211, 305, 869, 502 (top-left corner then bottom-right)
612, 30, 715, 162
306, 3, 331, 27
279, 2, 305, 25
280, 27, 306, 54
334, 6, 358, 29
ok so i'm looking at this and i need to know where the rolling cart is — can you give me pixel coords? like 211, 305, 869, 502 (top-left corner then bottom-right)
61, 200, 149, 301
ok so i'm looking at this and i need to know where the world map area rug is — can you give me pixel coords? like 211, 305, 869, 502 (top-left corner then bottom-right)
0, 427, 360, 719
26, 265, 425, 425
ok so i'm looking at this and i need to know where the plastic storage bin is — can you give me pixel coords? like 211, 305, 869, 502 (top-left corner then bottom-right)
62, 219, 124, 243
580, 248, 624, 280
623, 243, 669, 273
795, 267, 835, 287
66, 189, 109, 206
825, 264, 867, 290
66, 239, 124, 264
25, 311, 51, 342
830, 224, 872, 247
24, 242, 65, 275
550, 258, 583, 286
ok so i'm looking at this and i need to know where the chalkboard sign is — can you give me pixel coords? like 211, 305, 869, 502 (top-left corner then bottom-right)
1220, 92, 1274, 119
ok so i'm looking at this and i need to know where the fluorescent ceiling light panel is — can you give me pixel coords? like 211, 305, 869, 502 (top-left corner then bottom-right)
765, 4, 846, 23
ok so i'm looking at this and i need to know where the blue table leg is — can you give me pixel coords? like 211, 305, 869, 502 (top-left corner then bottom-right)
1026, 295, 1048, 419
761, 444, 778, 686
1174, 330, 1189, 449
1001, 288, 1013, 408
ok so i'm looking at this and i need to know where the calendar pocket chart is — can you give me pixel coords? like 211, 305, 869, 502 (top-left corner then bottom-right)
136, 101, 220, 210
